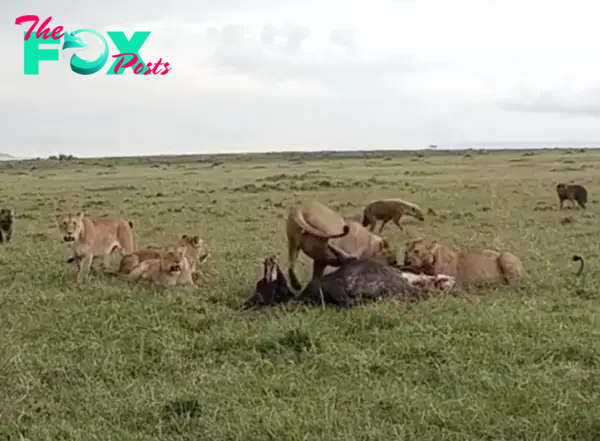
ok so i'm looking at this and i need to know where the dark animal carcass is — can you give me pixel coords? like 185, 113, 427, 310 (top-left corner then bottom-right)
297, 258, 420, 307
242, 255, 295, 310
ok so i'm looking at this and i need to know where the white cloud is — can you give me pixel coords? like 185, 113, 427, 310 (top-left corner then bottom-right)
2, 0, 600, 158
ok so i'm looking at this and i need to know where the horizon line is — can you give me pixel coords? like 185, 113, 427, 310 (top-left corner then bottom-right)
3, 144, 599, 161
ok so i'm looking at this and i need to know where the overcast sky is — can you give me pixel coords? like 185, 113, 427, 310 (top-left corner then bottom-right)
3, 0, 600, 158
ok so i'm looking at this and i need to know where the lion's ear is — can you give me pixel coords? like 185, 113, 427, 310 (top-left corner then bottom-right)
181, 234, 189, 240
428, 240, 438, 250
191, 235, 200, 246
76, 211, 84, 220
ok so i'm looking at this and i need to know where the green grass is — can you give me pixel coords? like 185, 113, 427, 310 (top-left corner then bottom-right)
1, 149, 599, 440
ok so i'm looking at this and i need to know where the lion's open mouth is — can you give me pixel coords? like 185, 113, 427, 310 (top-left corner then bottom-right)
170, 265, 182, 272
63, 235, 75, 243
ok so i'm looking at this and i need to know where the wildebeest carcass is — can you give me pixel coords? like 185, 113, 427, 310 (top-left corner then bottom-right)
242, 254, 456, 310
242, 255, 295, 310
296, 258, 420, 307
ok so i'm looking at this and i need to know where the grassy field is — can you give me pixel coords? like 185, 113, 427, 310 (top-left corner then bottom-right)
1, 149, 599, 440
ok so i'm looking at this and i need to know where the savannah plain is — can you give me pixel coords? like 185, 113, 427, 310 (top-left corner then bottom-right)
0, 148, 599, 441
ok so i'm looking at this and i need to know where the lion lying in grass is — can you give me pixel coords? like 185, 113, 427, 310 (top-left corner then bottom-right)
403, 237, 526, 286
124, 244, 197, 287
119, 234, 209, 275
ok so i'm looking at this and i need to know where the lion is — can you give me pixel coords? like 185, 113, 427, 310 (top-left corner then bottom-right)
556, 183, 588, 209
403, 237, 526, 287
288, 218, 397, 290
179, 234, 210, 273
0, 207, 14, 244
59, 211, 135, 282
286, 201, 351, 289
124, 244, 196, 287
119, 234, 210, 275
361, 198, 425, 233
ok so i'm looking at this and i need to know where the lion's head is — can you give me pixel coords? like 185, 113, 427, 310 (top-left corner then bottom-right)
160, 245, 187, 274
180, 234, 210, 264
58, 212, 85, 243
403, 237, 437, 273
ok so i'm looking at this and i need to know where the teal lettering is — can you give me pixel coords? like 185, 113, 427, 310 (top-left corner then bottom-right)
106, 31, 150, 75
23, 32, 59, 75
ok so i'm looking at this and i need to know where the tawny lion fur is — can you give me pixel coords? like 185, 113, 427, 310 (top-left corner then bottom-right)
124, 244, 196, 287
403, 237, 526, 286
119, 234, 210, 275
362, 198, 425, 233
286, 201, 351, 289
288, 214, 397, 290
58, 212, 135, 283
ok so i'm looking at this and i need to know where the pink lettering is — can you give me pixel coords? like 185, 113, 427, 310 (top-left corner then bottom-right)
15, 15, 63, 40
111, 53, 138, 73
111, 53, 172, 75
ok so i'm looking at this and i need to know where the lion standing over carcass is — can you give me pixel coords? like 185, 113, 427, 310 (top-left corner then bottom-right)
286, 201, 397, 290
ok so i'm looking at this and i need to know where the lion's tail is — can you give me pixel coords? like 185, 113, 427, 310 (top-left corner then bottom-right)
572, 255, 584, 276
291, 207, 350, 239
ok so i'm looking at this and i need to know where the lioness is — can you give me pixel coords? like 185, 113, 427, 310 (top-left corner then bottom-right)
286, 201, 351, 289
124, 244, 196, 287
362, 198, 425, 233
556, 183, 588, 209
0, 207, 14, 244
288, 218, 397, 290
403, 237, 526, 286
59, 211, 135, 282
119, 234, 210, 275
